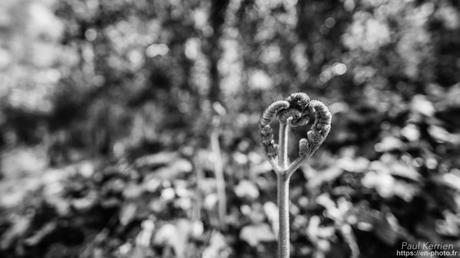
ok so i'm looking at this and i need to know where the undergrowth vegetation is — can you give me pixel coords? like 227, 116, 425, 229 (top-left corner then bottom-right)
0, 0, 460, 258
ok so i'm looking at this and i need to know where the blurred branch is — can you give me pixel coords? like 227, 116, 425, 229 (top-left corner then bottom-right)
210, 103, 227, 229
207, 0, 230, 102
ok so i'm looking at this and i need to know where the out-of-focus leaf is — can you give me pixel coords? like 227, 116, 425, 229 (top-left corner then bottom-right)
234, 180, 259, 200
263, 202, 278, 236
411, 95, 435, 116
306, 216, 335, 240
154, 159, 193, 180
120, 203, 137, 226
233, 152, 248, 165
204, 193, 218, 210
401, 124, 420, 141
373, 213, 400, 246
190, 221, 204, 238
316, 194, 336, 212
134, 152, 178, 168
142, 175, 161, 192
436, 211, 460, 237
123, 183, 144, 199
362, 171, 393, 198
370, 155, 421, 181
428, 125, 460, 144
433, 170, 460, 192
202, 231, 228, 258
445, 84, 460, 108
374, 136, 404, 152
77, 161, 95, 178
362, 170, 419, 201
387, 160, 420, 182
24, 222, 56, 246
240, 203, 265, 224
250, 160, 273, 175
137, 220, 155, 247
153, 219, 194, 258
1, 147, 48, 179
153, 223, 176, 247
239, 223, 275, 247
1, 216, 31, 249
71, 191, 98, 211
307, 166, 343, 189
161, 187, 176, 201
174, 196, 192, 211
349, 206, 403, 246
103, 178, 126, 194
337, 156, 369, 173
391, 181, 419, 202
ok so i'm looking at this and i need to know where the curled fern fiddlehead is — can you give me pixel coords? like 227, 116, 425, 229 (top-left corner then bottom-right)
306, 100, 332, 155
259, 93, 331, 163
260, 100, 289, 159
259, 92, 332, 258
260, 100, 289, 127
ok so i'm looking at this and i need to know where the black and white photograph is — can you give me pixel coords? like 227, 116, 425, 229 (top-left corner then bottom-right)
0, 0, 459, 258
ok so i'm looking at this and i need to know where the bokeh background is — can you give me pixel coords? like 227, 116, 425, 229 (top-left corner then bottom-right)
0, 0, 460, 257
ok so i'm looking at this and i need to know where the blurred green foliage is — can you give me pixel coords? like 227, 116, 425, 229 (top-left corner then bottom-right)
0, 0, 460, 258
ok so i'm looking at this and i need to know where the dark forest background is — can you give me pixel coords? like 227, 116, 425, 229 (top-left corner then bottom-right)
0, 0, 460, 257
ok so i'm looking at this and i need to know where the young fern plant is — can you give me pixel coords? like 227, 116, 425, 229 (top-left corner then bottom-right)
259, 93, 332, 258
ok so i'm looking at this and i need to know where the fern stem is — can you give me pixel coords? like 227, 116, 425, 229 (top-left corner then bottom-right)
277, 121, 291, 258
277, 173, 291, 258
211, 126, 226, 229
278, 122, 289, 170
